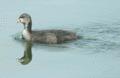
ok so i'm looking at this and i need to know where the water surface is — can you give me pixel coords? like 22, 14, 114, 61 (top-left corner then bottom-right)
0, 0, 120, 78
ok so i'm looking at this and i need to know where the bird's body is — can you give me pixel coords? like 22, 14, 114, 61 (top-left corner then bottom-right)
17, 13, 79, 44
22, 29, 78, 44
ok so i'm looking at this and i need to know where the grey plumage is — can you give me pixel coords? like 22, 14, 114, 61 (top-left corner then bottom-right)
17, 13, 80, 44
31, 30, 79, 44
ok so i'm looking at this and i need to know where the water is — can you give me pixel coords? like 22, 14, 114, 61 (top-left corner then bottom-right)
0, 0, 120, 78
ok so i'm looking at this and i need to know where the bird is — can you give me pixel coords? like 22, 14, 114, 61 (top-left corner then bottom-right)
17, 13, 80, 44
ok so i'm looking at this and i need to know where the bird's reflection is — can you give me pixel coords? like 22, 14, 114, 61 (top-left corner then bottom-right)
18, 41, 32, 65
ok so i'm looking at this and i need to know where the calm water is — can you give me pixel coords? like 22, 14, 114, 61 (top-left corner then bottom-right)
0, 0, 120, 78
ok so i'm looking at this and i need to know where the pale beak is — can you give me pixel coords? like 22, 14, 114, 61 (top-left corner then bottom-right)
17, 19, 20, 23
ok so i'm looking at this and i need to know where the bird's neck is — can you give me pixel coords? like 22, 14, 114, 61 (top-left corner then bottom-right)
24, 21, 32, 33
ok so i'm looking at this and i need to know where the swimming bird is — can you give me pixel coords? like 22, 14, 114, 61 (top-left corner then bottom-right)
17, 13, 79, 44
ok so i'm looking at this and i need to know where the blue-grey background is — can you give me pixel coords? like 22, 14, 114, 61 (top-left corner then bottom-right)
0, 0, 120, 78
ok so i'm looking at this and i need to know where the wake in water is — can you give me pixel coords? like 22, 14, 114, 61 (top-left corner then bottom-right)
12, 21, 120, 54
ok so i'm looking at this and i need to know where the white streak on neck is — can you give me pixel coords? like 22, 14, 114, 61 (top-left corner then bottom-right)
22, 29, 31, 41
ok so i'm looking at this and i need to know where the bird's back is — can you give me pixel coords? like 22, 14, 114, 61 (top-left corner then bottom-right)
31, 29, 79, 44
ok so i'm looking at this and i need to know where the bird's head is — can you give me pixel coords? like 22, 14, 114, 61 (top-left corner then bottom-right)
17, 13, 32, 27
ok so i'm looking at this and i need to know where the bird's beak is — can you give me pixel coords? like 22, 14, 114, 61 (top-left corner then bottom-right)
17, 18, 20, 23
